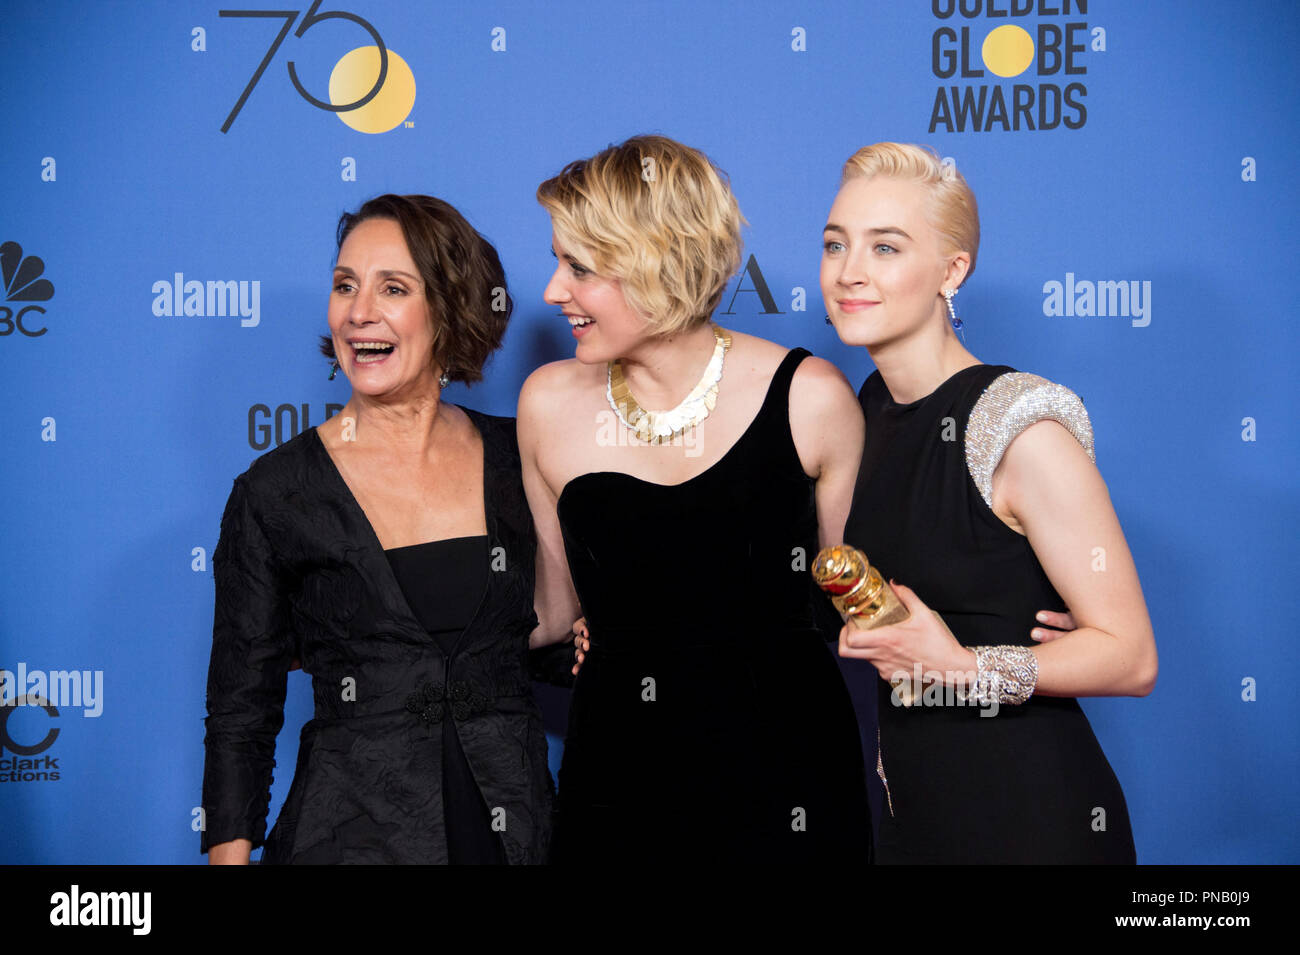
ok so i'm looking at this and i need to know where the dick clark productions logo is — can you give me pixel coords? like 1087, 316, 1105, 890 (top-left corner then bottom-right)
219, 1, 416, 133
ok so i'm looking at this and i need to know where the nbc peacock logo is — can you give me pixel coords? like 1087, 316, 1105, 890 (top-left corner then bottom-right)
1, 241, 53, 338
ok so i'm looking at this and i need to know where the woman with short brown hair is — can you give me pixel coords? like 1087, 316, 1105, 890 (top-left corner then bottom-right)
203, 194, 562, 864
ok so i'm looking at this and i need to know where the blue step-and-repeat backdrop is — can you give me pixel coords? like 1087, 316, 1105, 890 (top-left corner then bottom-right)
2, 0, 1296, 864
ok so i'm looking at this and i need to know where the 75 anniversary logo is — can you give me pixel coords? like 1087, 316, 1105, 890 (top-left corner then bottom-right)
219, 0, 415, 134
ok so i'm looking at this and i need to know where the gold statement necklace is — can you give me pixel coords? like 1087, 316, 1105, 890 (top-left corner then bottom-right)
606, 322, 732, 444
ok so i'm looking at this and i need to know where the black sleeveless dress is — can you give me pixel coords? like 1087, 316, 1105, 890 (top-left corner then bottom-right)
551, 348, 872, 863
386, 536, 507, 865
843, 364, 1136, 864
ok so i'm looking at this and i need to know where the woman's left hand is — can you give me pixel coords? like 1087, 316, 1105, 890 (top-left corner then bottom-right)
837, 582, 974, 685
1031, 609, 1076, 643
571, 618, 590, 676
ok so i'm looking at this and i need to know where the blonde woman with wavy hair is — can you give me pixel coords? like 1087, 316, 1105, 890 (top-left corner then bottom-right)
825, 143, 1156, 863
520, 134, 873, 863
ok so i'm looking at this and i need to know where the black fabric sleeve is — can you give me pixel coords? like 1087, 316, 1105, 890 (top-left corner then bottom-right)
200, 476, 295, 854
528, 640, 577, 689
810, 577, 846, 643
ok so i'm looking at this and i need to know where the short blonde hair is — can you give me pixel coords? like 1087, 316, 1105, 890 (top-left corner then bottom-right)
537, 135, 744, 336
841, 143, 980, 285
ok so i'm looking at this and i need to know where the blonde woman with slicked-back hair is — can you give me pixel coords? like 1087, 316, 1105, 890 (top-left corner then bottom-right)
825, 143, 1155, 863
521, 135, 873, 863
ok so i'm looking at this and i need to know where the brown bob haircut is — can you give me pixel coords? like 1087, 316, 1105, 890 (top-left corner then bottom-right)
319, 194, 512, 385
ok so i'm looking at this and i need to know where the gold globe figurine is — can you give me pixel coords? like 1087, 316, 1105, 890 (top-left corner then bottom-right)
812, 544, 916, 705
811, 545, 911, 628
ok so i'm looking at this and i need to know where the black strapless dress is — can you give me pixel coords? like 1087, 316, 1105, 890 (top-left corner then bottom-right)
386, 535, 506, 865
843, 364, 1136, 864
551, 348, 872, 863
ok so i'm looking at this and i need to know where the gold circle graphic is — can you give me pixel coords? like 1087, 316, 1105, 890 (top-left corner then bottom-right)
981, 25, 1035, 79
329, 47, 416, 134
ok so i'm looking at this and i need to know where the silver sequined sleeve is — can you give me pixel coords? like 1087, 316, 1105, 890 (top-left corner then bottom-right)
964, 373, 1095, 509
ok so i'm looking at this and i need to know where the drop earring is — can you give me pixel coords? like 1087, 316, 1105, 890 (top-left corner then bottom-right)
824, 314, 832, 326
943, 288, 964, 338
438, 370, 450, 388
329, 360, 340, 381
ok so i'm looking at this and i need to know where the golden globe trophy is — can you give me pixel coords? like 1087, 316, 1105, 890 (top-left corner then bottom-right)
812, 544, 916, 705
811, 544, 910, 627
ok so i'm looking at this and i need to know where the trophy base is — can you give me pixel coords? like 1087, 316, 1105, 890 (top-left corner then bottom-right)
846, 587, 911, 630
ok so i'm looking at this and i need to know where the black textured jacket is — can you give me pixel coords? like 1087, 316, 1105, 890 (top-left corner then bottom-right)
201, 408, 559, 863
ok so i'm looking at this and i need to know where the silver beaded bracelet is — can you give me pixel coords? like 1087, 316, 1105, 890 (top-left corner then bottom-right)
961, 645, 1039, 706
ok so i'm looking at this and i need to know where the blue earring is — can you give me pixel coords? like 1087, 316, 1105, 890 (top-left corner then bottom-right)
328, 361, 340, 380
944, 289, 963, 332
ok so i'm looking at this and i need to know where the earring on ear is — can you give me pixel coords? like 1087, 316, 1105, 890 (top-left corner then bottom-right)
943, 288, 963, 332
438, 370, 450, 389
824, 314, 832, 326
329, 360, 340, 381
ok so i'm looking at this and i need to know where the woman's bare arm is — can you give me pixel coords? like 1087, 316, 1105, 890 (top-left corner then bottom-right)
787, 356, 866, 551
208, 839, 252, 865
993, 419, 1157, 697
518, 366, 583, 648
